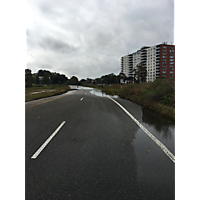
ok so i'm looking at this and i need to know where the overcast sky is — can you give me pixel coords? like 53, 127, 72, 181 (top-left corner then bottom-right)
26, 0, 174, 80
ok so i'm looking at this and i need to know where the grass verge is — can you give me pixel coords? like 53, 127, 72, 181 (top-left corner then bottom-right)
25, 84, 71, 102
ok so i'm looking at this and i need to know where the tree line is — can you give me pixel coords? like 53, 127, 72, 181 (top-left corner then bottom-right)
25, 69, 125, 87
25, 69, 78, 87
79, 73, 124, 86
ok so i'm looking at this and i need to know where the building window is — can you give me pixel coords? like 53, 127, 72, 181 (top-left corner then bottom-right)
170, 56, 174, 58
163, 68, 166, 70
163, 59, 167, 61
170, 74, 174, 76
162, 74, 166, 76
170, 65, 174, 67
170, 59, 174, 61
163, 49, 167, 52
163, 46, 167, 48
162, 71, 166, 73
170, 47, 174, 49
170, 71, 174, 73
170, 62, 174, 64
162, 53, 167, 55
163, 62, 167, 64
170, 53, 174, 55
170, 50, 174, 52
162, 65, 166, 67
163, 56, 167, 58
170, 68, 174, 70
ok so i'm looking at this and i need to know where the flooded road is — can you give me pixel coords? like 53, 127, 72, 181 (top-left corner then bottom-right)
87, 87, 175, 154
89, 88, 119, 98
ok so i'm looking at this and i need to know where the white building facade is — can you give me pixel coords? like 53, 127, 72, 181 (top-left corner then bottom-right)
146, 45, 157, 82
120, 43, 175, 82
121, 53, 133, 78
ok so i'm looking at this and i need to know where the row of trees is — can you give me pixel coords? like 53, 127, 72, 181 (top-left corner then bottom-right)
25, 69, 79, 87
79, 73, 123, 86
25, 69, 126, 87
25, 65, 147, 88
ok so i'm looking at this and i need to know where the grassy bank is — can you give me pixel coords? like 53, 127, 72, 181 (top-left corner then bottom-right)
89, 79, 175, 121
25, 84, 71, 102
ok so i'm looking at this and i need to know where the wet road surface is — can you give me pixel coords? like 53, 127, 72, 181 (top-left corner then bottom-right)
25, 87, 175, 200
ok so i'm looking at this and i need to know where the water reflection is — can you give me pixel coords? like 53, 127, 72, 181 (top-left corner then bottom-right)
90, 88, 119, 98
142, 107, 175, 140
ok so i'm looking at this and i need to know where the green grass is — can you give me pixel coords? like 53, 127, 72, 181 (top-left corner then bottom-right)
25, 84, 70, 102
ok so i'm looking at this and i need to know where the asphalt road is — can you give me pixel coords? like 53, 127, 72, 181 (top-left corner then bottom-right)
25, 87, 175, 200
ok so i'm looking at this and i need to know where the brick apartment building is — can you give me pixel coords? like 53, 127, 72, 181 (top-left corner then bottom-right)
158, 43, 175, 81
120, 43, 175, 82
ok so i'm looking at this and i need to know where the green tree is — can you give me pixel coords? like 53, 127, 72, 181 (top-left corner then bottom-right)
43, 71, 51, 84
133, 62, 147, 83
70, 76, 79, 85
86, 78, 92, 84
80, 79, 87, 86
25, 69, 33, 87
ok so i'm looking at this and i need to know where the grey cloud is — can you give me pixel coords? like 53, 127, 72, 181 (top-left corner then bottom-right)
27, 0, 174, 80
38, 35, 78, 54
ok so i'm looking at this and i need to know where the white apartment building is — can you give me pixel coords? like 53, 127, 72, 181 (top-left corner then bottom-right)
121, 47, 148, 81
120, 43, 175, 82
146, 45, 158, 82
121, 53, 133, 78
132, 50, 141, 72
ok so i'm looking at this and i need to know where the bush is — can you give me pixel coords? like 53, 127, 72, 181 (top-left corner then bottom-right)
141, 79, 174, 107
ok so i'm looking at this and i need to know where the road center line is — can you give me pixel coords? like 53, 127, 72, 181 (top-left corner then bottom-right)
80, 97, 83, 101
31, 121, 66, 159
108, 97, 175, 163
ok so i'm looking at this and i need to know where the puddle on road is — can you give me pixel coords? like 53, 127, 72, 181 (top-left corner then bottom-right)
89, 88, 119, 98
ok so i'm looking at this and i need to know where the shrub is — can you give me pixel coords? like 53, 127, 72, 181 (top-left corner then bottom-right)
141, 79, 174, 107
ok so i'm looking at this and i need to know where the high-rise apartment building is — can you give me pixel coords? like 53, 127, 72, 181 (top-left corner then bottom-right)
121, 53, 133, 78
120, 43, 175, 82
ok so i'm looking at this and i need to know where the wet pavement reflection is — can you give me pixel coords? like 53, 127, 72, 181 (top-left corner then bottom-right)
89, 87, 175, 153
89, 88, 119, 98
141, 107, 175, 153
